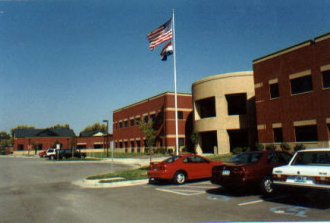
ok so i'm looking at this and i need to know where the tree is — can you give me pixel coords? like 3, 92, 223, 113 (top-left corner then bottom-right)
139, 120, 156, 162
0, 131, 11, 149
49, 124, 70, 129
82, 123, 107, 132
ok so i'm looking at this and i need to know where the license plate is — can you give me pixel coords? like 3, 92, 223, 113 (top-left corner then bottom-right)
294, 176, 307, 183
222, 170, 230, 176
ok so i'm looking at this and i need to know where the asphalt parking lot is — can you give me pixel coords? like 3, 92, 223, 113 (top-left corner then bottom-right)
143, 181, 330, 221
1, 156, 329, 222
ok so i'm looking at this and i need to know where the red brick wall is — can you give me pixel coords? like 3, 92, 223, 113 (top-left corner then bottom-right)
14, 137, 73, 151
113, 93, 192, 149
253, 36, 330, 143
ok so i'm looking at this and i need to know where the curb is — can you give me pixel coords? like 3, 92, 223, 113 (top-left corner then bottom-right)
73, 178, 149, 189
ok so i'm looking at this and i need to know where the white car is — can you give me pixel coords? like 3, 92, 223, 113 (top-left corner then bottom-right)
272, 148, 330, 190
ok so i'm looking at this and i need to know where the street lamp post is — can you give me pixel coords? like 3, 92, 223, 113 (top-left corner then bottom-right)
103, 120, 109, 158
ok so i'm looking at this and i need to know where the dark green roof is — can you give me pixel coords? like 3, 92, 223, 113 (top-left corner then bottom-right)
79, 130, 107, 137
14, 128, 76, 138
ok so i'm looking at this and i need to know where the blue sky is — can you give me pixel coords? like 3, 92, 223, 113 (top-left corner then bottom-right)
1, 0, 330, 134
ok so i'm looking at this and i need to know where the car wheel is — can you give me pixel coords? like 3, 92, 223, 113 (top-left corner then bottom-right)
50, 155, 55, 160
261, 176, 274, 195
173, 171, 186, 184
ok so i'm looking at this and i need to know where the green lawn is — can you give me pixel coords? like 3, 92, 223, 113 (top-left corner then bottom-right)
86, 167, 149, 180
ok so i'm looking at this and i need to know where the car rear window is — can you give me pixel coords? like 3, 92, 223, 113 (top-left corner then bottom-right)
292, 151, 330, 166
164, 156, 180, 163
230, 152, 262, 164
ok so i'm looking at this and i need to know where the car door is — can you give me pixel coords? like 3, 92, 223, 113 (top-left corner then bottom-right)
185, 156, 212, 179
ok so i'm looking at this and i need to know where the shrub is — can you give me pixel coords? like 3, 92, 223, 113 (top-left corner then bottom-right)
232, 147, 249, 154
265, 144, 276, 151
294, 143, 306, 152
280, 143, 291, 152
255, 144, 265, 151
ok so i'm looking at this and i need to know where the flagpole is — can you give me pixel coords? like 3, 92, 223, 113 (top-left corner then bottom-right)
172, 9, 179, 156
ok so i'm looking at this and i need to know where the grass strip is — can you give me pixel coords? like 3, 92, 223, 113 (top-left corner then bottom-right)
87, 167, 149, 180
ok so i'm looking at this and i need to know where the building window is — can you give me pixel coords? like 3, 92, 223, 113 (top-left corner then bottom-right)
135, 117, 141, 125
295, 125, 318, 142
290, 75, 313, 95
119, 122, 123, 128
143, 115, 149, 123
130, 119, 135, 127
270, 83, 279, 99
178, 111, 184, 119
17, 144, 24, 151
124, 121, 128, 128
150, 114, 156, 122
226, 93, 247, 115
179, 138, 185, 147
196, 97, 216, 119
273, 128, 283, 142
322, 70, 330, 89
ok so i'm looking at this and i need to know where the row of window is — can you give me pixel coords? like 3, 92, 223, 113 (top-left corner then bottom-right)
196, 93, 248, 119
114, 111, 184, 130
114, 138, 185, 148
269, 70, 330, 99
272, 124, 330, 143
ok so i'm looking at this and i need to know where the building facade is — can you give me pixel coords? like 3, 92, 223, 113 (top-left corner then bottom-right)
13, 128, 76, 153
192, 71, 257, 154
77, 130, 112, 149
253, 33, 330, 148
113, 92, 193, 152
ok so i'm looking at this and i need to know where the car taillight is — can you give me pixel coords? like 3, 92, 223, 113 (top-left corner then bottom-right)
273, 174, 288, 182
314, 176, 330, 185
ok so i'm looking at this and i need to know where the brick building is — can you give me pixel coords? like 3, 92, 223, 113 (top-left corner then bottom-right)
77, 130, 112, 149
113, 92, 193, 152
253, 33, 330, 148
13, 128, 76, 153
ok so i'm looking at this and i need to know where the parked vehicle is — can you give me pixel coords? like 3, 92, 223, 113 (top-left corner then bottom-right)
211, 150, 292, 194
46, 149, 86, 160
273, 148, 330, 190
46, 148, 58, 160
38, 150, 47, 158
148, 154, 223, 184
58, 149, 87, 159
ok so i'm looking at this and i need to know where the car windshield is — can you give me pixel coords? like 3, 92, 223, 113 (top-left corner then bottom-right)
164, 156, 180, 163
230, 152, 262, 164
291, 151, 330, 166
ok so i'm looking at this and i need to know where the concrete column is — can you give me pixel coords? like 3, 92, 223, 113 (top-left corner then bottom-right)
217, 130, 230, 155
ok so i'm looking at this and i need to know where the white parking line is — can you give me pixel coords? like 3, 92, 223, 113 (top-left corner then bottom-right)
238, 199, 263, 206
156, 188, 205, 196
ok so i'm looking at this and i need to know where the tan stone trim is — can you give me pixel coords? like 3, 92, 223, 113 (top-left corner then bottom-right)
253, 42, 311, 64
257, 124, 266, 130
269, 78, 279, 84
93, 142, 103, 145
272, 123, 282, 128
315, 34, 330, 42
256, 100, 265, 104
135, 115, 141, 118
289, 69, 311, 80
77, 143, 87, 145
165, 108, 193, 112
135, 138, 141, 140
293, 119, 317, 126
326, 118, 330, 124
149, 111, 156, 115
320, 64, 330, 72
254, 82, 263, 89
166, 135, 186, 138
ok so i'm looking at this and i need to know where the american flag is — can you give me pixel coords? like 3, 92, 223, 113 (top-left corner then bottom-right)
147, 19, 173, 51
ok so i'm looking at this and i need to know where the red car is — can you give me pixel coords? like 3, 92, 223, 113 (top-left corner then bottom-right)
211, 150, 292, 194
148, 154, 223, 184
38, 150, 47, 158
